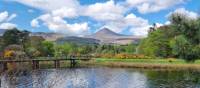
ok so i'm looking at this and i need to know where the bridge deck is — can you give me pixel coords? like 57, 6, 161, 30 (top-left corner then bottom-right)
0, 56, 92, 70
0, 56, 92, 62
0, 58, 91, 62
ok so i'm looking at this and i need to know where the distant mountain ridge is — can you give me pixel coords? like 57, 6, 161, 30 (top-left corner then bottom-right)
0, 28, 143, 45
94, 28, 124, 37
56, 36, 100, 45
0, 29, 6, 36
85, 28, 143, 45
31, 32, 65, 41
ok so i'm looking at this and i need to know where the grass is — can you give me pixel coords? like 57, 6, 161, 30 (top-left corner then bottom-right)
89, 58, 200, 70
95, 58, 200, 64
95, 58, 185, 64
36, 58, 200, 69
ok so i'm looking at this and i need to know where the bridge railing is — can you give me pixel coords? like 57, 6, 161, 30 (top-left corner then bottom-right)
34, 55, 93, 60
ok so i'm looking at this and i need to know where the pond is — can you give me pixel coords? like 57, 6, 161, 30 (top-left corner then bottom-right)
0, 67, 200, 88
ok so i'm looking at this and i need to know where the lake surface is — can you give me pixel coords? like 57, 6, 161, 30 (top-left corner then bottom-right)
1, 67, 200, 88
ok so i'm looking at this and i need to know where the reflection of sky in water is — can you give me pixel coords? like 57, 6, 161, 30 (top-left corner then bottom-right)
0, 68, 148, 88
1, 68, 200, 88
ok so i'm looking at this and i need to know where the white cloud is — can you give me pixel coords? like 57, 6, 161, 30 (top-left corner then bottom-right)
0, 11, 17, 22
52, 7, 78, 18
31, 19, 39, 27
13, 0, 80, 11
125, 14, 150, 36
14, 0, 126, 21
83, 0, 125, 21
130, 25, 151, 36
0, 23, 17, 29
126, 0, 186, 14
104, 13, 150, 36
0, 11, 17, 29
13, 0, 81, 32
126, 0, 148, 6
7, 14, 17, 21
103, 21, 127, 33
125, 14, 149, 27
32, 13, 89, 35
167, 8, 199, 19
0, 11, 8, 23
165, 21, 171, 25
28, 9, 34, 13
15, 0, 181, 36
154, 23, 164, 27
27, 0, 125, 35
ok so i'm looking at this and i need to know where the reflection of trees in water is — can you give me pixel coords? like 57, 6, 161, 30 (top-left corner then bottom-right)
32, 69, 68, 88
145, 70, 200, 88
0, 69, 93, 88
0, 68, 150, 88
0, 70, 59, 88
0, 68, 149, 88
1, 71, 32, 88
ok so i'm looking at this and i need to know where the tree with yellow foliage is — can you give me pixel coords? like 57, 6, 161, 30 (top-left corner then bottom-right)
4, 50, 15, 59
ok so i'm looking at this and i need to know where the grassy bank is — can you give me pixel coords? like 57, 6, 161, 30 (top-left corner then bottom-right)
29, 58, 200, 70
81, 58, 200, 70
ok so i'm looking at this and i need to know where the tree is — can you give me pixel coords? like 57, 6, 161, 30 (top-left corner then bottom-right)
0, 37, 4, 51
3, 28, 29, 47
25, 36, 45, 57
124, 44, 137, 54
138, 27, 172, 57
4, 44, 27, 60
170, 35, 200, 62
54, 43, 72, 57
40, 41, 55, 57
138, 13, 200, 61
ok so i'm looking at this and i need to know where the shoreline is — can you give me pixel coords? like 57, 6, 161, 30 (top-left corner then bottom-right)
80, 58, 200, 70
2, 58, 200, 72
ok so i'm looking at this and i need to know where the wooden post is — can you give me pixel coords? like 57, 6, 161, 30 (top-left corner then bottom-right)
54, 60, 57, 68
36, 61, 39, 69
32, 60, 35, 69
54, 60, 60, 68
3, 62, 7, 71
32, 61, 35, 69
70, 55, 76, 67
32, 60, 39, 69
57, 60, 60, 68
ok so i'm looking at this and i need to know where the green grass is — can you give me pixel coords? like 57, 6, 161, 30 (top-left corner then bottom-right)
95, 58, 200, 64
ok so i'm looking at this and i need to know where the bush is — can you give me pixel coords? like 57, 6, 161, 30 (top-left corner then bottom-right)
95, 53, 152, 59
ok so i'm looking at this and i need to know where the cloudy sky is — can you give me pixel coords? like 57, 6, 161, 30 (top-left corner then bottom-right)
0, 0, 199, 36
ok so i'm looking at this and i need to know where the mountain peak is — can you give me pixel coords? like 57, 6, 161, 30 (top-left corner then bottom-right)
98, 27, 113, 33
95, 28, 122, 36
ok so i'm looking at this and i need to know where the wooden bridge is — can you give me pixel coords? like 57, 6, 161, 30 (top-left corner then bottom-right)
0, 55, 92, 70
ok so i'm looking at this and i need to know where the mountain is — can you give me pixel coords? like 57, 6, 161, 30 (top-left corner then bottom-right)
85, 28, 143, 45
94, 28, 123, 37
0, 28, 143, 45
56, 36, 100, 45
30, 32, 65, 41
0, 29, 65, 41
0, 29, 6, 36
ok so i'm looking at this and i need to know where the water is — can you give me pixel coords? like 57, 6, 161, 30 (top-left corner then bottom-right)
1, 67, 200, 88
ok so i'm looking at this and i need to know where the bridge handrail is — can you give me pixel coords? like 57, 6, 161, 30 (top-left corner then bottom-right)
0, 55, 93, 62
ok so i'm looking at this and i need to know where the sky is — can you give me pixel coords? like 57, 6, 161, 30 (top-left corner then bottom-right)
0, 0, 199, 36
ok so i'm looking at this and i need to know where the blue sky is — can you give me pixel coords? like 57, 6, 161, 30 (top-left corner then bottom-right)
0, 0, 199, 36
